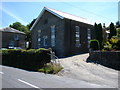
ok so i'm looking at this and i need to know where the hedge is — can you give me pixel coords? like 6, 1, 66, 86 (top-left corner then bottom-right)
1, 48, 51, 71
90, 40, 100, 50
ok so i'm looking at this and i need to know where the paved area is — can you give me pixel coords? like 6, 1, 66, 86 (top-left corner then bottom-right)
58, 53, 118, 88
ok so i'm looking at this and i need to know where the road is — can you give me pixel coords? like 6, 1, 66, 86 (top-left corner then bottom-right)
0, 65, 114, 89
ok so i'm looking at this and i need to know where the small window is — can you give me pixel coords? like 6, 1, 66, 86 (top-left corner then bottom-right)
87, 29, 91, 40
51, 25, 55, 47
14, 34, 19, 40
38, 38, 41, 48
87, 29, 91, 48
37, 30, 41, 48
43, 36, 48, 47
9, 41, 14, 48
75, 26, 81, 47
38, 30, 41, 37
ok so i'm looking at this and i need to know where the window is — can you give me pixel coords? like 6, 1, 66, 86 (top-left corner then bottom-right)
43, 36, 48, 47
38, 30, 41, 48
75, 26, 81, 47
38, 30, 41, 37
38, 38, 41, 48
87, 29, 91, 48
14, 34, 19, 40
51, 25, 55, 47
9, 41, 14, 48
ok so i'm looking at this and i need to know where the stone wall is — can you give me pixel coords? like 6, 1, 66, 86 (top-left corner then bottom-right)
31, 11, 65, 57
88, 51, 120, 70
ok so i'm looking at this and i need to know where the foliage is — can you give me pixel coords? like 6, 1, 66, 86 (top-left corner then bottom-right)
116, 28, 120, 38
103, 42, 112, 51
103, 36, 120, 51
110, 37, 118, 44
110, 37, 120, 50
27, 18, 36, 29
9, 22, 31, 41
116, 21, 120, 28
94, 23, 103, 49
109, 22, 116, 39
38, 63, 63, 74
90, 40, 100, 50
1, 48, 51, 71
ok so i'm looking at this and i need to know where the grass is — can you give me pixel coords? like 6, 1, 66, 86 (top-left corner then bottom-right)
38, 63, 63, 74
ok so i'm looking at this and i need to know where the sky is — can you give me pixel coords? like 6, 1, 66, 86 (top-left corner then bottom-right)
0, 1, 119, 28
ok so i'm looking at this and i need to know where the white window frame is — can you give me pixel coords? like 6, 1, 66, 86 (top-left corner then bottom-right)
75, 26, 81, 47
51, 25, 55, 47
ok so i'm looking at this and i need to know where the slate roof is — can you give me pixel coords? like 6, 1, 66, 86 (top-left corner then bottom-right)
30, 7, 93, 30
0, 27, 25, 34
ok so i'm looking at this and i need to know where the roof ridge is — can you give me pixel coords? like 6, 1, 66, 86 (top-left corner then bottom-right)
45, 7, 87, 20
0, 27, 25, 34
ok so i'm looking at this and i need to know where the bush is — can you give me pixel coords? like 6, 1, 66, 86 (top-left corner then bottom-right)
103, 42, 112, 51
1, 48, 51, 71
38, 63, 63, 74
90, 40, 100, 50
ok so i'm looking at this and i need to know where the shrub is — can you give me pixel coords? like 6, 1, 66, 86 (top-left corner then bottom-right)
1, 48, 51, 71
103, 42, 112, 51
38, 63, 63, 74
90, 40, 100, 50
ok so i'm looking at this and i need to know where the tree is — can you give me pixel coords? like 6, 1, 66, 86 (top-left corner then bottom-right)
27, 18, 36, 29
94, 23, 98, 40
9, 22, 31, 41
116, 28, 120, 38
9, 22, 22, 30
94, 23, 103, 49
109, 22, 116, 39
116, 21, 120, 28
97, 23, 103, 49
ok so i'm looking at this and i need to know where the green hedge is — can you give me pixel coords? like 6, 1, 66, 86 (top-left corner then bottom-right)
1, 48, 51, 71
90, 40, 100, 50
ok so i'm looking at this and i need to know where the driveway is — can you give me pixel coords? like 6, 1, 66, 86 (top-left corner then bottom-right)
58, 53, 118, 88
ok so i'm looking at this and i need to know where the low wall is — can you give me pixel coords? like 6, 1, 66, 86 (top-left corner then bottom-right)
88, 51, 120, 70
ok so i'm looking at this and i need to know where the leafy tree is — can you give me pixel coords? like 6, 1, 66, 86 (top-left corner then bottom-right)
9, 22, 22, 30
9, 22, 31, 41
109, 22, 116, 39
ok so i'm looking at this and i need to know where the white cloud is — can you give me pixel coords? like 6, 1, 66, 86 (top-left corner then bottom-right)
0, 7, 28, 25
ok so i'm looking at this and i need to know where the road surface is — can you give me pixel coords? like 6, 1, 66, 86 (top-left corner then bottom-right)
0, 65, 114, 89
